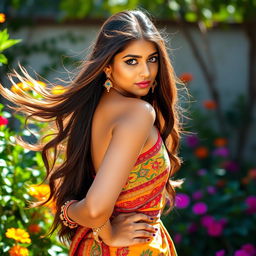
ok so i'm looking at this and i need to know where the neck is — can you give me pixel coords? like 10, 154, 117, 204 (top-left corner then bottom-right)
111, 86, 139, 98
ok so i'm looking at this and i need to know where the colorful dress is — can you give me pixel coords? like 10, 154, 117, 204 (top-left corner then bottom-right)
69, 129, 177, 256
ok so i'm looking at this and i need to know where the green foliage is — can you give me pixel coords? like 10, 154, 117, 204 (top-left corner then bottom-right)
6, 0, 256, 24
0, 29, 21, 66
0, 104, 68, 255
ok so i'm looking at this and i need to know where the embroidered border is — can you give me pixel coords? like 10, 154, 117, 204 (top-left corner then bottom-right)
135, 130, 162, 166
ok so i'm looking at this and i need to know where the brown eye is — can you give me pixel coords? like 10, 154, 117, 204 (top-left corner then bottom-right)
125, 59, 137, 65
149, 56, 158, 63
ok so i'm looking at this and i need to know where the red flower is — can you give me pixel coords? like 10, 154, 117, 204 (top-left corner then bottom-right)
152, 160, 160, 169
194, 146, 209, 159
214, 138, 227, 147
203, 100, 217, 110
0, 116, 8, 126
28, 224, 41, 234
179, 72, 193, 83
248, 169, 256, 179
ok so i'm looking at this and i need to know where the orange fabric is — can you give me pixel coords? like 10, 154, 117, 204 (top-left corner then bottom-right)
69, 129, 178, 256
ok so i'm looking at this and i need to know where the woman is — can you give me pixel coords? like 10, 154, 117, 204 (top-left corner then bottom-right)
1, 9, 183, 255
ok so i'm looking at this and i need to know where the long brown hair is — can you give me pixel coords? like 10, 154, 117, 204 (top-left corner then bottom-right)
0, 9, 183, 244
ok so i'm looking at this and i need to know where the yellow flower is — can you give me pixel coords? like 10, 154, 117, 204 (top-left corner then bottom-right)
0, 13, 6, 23
51, 85, 66, 94
9, 245, 29, 256
5, 228, 31, 244
11, 80, 46, 94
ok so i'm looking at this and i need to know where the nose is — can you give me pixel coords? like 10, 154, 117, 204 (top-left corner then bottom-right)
140, 62, 150, 78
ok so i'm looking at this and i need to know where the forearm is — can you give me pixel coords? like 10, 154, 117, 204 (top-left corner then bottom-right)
67, 198, 113, 228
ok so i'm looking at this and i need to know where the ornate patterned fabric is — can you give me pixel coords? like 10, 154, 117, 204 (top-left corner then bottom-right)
69, 129, 177, 255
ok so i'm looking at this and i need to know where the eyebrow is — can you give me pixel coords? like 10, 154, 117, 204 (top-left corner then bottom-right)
122, 51, 158, 59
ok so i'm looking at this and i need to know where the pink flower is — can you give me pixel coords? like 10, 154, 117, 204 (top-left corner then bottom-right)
213, 147, 229, 157
201, 215, 215, 227
175, 193, 190, 209
185, 135, 199, 147
207, 220, 223, 237
173, 233, 182, 244
207, 186, 217, 195
215, 249, 225, 256
234, 250, 250, 256
245, 196, 256, 214
241, 244, 256, 255
192, 202, 208, 215
197, 169, 207, 176
0, 116, 8, 126
192, 190, 203, 200
223, 161, 239, 172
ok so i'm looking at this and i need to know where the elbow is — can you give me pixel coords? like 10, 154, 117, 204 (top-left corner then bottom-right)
86, 197, 113, 220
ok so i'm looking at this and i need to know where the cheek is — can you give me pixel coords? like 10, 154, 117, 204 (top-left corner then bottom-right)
113, 63, 135, 81
151, 64, 159, 76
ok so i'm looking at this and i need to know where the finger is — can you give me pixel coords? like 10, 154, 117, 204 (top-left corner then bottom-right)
134, 230, 156, 238
129, 213, 154, 223
132, 238, 151, 245
133, 223, 157, 233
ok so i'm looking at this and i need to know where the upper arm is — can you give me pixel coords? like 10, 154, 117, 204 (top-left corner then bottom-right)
85, 101, 156, 218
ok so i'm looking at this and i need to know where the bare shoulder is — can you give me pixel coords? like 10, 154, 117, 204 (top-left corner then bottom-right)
118, 98, 156, 123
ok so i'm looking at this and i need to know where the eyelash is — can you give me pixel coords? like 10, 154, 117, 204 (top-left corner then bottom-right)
125, 56, 158, 65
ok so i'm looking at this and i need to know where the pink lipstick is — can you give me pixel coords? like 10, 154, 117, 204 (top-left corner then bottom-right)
135, 80, 151, 88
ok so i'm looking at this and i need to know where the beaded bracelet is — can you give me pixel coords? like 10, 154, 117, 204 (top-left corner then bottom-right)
59, 200, 79, 229
92, 220, 108, 243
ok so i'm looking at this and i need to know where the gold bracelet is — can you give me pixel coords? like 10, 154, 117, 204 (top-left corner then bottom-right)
92, 220, 108, 243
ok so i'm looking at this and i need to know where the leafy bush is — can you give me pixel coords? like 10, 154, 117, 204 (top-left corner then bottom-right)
0, 103, 68, 256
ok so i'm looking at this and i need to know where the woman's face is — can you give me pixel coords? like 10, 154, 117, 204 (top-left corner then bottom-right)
105, 39, 159, 98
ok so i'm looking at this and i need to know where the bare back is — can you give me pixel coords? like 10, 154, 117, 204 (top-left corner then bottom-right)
91, 91, 158, 173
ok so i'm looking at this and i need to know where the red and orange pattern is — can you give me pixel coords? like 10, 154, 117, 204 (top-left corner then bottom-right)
69, 129, 177, 255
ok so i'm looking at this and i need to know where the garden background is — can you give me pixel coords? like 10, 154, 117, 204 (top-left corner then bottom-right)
0, 0, 256, 255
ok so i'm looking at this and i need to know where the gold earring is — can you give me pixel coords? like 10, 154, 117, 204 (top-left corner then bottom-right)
104, 77, 113, 92
152, 80, 157, 93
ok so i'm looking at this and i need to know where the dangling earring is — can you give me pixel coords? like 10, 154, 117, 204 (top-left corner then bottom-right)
152, 80, 157, 93
104, 76, 113, 92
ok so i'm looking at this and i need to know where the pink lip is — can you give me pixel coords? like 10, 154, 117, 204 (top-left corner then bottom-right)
135, 80, 151, 88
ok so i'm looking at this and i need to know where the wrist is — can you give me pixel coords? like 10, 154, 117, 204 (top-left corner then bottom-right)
96, 220, 113, 245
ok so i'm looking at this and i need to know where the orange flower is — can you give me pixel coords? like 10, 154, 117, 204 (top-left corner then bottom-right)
28, 184, 50, 201
248, 169, 256, 179
9, 245, 29, 256
28, 184, 56, 212
45, 199, 57, 213
0, 13, 6, 23
214, 138, 227, 147
51, 85, 66, 94
179, 72, 193, 83
5, 228, 31, 244
194, 146, 209, 158
203, 100, 217, 110
28, 224, 41, 234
